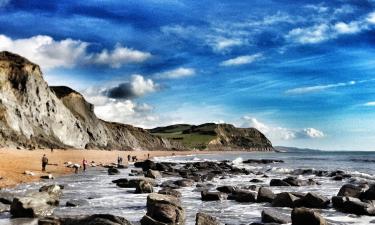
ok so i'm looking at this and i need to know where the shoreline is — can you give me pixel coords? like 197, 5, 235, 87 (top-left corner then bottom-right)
0, 148, 257, 188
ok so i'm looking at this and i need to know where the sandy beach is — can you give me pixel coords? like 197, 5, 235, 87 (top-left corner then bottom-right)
0, 148, 212, 188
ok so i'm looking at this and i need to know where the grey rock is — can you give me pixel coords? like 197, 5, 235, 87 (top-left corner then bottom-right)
262, 209, 291, 224
291, 208, 327, 225
196, 212, 221, 225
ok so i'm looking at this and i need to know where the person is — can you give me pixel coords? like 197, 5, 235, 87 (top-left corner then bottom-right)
132, 156, 136, 162
82, 158, 88, 171
41, 154, 48, 172
127, 154, 131, 162
50, 148, 53, 153
117, 156, 121, 165
147, 153, 150, 159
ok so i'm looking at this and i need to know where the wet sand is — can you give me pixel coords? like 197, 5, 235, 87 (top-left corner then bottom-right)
0, 148, 215, 188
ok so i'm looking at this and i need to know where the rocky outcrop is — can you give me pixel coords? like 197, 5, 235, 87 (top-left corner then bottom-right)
0, 51, 173, 150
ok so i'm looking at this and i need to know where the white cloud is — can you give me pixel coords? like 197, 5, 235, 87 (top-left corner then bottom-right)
334, 22, 361, 34
242, 117, 325, 140
220, 53, 262, 66
286, 24, 331, 44
0, 34, 151, 69
156, 67, 196, 79
367, 12, 375, 24
210, 37, 245, 52
364, 102, 375, 106
90, 44, 151, 68
285, 80, 356, 94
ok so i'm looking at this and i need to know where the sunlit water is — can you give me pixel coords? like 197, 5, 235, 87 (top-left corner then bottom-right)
1, 151, 375, 225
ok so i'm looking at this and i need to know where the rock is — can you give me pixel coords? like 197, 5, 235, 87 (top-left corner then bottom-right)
201, 191, 227, 201
10, 191, 60, 217
66, 199, 89, 207
135, 160, 156, 171
38, 216, 60, 225
270, 179, 291, 187
141, 193, 185, 225
332, 196, 375, 215
291, 208, 327, 225
361, 184, 375, 200
39, 185, 63, 197
257, 187, 275, 203
250, 179, 263, 183
216, 186, 236, 194
282, 177, 317, 186
262, 209, 291, 224
108, 168, 120, 175
60, 214, 133, 225
158, 188, 182, 198
145, 170, 162, 179
174, 179, 195, 187
196, 212, 220, 225
272, 192, 300, 208
113, 178, 156, 188
243, 159, 284, 164
332, 175, 343, 181
135, 180, 154, 194
299, 193, 330, 209
338, 184, 363, 199
40, 174, 54, 179
233, 190, 257, 203
161, 180, 180, 189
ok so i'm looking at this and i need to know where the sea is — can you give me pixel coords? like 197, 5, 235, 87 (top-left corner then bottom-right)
1, 150, 375, 225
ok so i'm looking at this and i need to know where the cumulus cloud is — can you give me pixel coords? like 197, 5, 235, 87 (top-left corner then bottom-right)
285, 80, 356, 94
220, 53, 262, 66
334, 22, 361, 34
0, 34, 151, 69
286, 24, 331, 44
104, 75, 158, 99
364, 101, 375, 106
243, 117, 325, 140
156, 67, 196, 79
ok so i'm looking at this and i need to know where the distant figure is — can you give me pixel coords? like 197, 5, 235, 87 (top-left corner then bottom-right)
127, 155, 131, 162
147, 153, 150, 159
50, 148, 54, 153
132, 156, 137, 162
82, 158, 88, 171
42, 154, 48, 172
117, 156, 123, 165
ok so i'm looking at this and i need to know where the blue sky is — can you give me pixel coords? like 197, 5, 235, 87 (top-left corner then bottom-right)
1, 0, 375, 150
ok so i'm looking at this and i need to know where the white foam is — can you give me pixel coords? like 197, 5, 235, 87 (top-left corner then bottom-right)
232, 157, 243, 165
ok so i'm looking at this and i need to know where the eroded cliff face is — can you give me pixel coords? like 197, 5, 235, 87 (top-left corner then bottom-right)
0, 51, 172, 150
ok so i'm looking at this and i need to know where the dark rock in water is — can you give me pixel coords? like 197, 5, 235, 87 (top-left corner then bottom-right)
216, 186, 237, 194
174, 179, 195, 187
201, 191, 227, 201
361, 184, 375, 200
108, 168, 120, 175
270, 179, 291, 187
250, 223, 280, 225
158, 188, 182, 198
332, 175, 343, 181
262, 209, 291, 224
291, 207, 327, 225
338, 184, 364, 198
292, 169, 314, 175
233, 190, 257, 203
117, 164, 128, 169
243, 159, 284, 164
330, 170, 346, 177
161, 180, 180, 189
300, 193, 330, 209
145, 170, 162, 179
66, 199, 89, 207
250, 178, 263, 183
135, 181, 154, 194
257, 187, 275, 203
11, 191, 60, 217
0, 192, 17, 204
38, 216, 60, 225
196, 212, 220, 225
113, 178, 156, 188
332, 196, 375, 215
282, 177, 318, 187
58, 214, 133, 225
135, 160, 156, 171
272, 192, 300, 208
141, 193, 185, 225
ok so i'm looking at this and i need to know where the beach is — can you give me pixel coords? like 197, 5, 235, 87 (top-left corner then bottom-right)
0, 148, 214, 188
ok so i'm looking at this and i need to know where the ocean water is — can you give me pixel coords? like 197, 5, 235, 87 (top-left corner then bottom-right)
1, 150, 375, 225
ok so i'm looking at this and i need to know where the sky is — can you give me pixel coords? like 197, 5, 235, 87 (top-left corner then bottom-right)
0, 0, 375, 150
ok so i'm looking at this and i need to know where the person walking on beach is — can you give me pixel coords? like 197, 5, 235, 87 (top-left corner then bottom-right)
127, 154, 131, 162
41, 154, 48, 172
82, 158, 88, 171
147, 153, 150, 159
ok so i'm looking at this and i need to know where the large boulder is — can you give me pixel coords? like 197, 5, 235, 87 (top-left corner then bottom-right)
216, 186, 236, 194
135, 160, 156, 171
158, 188, 182, 198
195, 213, 220, 225
272, 192, 299, 208
291, 208, 327, 225
300, 193, 330, 209
40, 214, 133, 225
108, 168, 120, 175
338, 184, 364, 198
113, 178, 156, 188
332, 196, 375, 215
270, 179, 291, 187
201, 191, 227, 201
39, 185, 63, 197
135, 181, 154, 194
141, 193, 185, 225
257, 187, 275, 203
174, 179, 195, 187
360, 184, 375, 200
10, 191, 60, 217
145, 170, 162, 179
261, 209, 291, 224
233, 190, 257, 203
